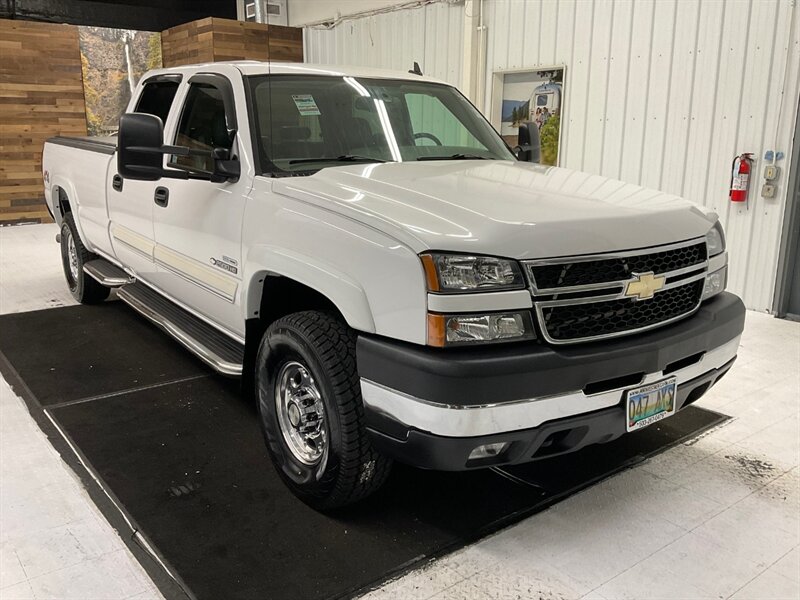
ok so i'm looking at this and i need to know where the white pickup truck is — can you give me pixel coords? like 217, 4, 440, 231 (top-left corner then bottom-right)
43, 62, 745, 509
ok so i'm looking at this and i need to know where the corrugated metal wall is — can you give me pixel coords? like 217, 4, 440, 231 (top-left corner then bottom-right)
303, 1, 464, 87
304, 0, 800, 312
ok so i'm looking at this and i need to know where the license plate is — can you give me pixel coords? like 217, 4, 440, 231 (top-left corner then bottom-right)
626, 377, 678, 432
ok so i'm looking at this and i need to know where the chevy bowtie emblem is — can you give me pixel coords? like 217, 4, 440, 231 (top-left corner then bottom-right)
624, 272, 666, 301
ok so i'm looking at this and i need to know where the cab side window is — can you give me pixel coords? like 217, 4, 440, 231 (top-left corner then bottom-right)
134, 80, 180, 124
170, 83, 233, 173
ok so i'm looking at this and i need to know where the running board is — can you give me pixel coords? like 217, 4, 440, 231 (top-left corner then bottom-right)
84, 259, 134, 287
117, 283, 244, 376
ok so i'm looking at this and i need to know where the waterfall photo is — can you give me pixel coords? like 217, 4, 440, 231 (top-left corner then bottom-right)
78, 26, 162, 136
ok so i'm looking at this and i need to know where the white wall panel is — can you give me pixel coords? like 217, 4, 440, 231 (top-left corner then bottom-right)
303, 1, 464, 87
582, 0, 613, 176
660, 0, 701, 194
289, 0, 404, 26
600, 0, 633, 178
304, 0, 799, 312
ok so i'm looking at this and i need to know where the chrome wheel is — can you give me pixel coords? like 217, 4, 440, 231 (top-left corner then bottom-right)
275, 361, 328, 466
67, 231, 79, 282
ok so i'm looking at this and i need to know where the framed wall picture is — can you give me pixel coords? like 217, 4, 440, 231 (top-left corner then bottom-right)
490, 67, 565, 166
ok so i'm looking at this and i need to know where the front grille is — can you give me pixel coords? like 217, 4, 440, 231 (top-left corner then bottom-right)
530, 242, 707, 291
525, 238, 709, 344
541, 279, 704, 342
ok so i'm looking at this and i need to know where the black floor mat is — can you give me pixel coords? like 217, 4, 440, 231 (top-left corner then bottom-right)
0, 304, 728, 600
0, 303, 206, 406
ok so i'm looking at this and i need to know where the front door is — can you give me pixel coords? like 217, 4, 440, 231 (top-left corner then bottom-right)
107, 76, 181, 276
150, 70, 251, 338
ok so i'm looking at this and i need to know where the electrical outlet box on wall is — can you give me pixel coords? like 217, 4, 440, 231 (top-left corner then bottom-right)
241, 0, 288, 26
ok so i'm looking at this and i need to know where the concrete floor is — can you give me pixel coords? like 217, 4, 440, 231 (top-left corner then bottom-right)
1, 223, 798, 600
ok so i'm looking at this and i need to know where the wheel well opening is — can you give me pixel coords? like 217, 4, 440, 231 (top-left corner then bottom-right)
256, 276, 341, 326
56, 187, 71, 216
242, 276, 345, 396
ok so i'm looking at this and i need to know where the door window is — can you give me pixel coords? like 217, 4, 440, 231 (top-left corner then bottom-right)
170, 83, 233, 173
135, 80, 180, 124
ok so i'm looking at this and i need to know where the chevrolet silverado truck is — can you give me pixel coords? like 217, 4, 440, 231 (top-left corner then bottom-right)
42, 62, 745, 509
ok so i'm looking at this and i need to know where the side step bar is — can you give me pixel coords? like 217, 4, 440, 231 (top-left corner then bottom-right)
84, 259, 134, 287
117, 282, 244, 376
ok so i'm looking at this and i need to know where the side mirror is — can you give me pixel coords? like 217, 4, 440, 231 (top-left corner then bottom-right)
118, 113, 166, 181
514, 121, 541, 163
210, 147, 240, 183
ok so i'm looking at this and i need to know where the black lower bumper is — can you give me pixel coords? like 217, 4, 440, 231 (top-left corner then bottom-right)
366, 358, 734, 471
357, 292, 746, 470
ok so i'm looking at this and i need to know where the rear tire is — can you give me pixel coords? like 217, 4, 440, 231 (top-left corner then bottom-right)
255, 310, 391, 510
60, 212, 110, 304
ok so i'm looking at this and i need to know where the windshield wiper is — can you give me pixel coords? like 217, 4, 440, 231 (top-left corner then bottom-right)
416, 153, 489, 161
288, 155, 387, 165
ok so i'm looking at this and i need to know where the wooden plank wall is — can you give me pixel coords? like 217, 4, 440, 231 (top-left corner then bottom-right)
162, 17, 302, 68
161, 17, 216, 67
0, 19, 87, 225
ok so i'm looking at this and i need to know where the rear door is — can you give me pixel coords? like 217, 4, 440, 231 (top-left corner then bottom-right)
107, 74, 181, 276
149, 68, 252, 338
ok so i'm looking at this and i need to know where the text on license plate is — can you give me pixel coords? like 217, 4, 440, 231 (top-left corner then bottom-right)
626, 377, 677, 432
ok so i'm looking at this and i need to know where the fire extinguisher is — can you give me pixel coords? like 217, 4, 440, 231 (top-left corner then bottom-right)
729, 153, 754, 203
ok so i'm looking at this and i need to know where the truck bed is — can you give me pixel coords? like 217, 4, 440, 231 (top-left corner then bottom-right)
42, 135, 118, 257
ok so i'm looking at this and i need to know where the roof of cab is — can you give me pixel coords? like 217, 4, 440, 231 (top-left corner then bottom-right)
144, 61, 448, 85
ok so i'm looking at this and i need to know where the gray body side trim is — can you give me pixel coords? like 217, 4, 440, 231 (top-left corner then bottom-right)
48, 136, 117, 156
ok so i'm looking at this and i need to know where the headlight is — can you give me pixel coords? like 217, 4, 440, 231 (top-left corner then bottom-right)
421, 253, 525, 293
428, 311, 536, 346
706, 222, 726, 257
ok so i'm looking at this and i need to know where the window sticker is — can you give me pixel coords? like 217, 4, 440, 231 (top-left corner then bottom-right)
292, 94, 321, 116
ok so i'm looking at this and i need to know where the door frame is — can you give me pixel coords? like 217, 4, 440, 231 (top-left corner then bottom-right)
772, 97, 800, 319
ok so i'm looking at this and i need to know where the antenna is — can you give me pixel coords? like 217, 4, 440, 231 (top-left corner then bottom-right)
408, 62, 423, 76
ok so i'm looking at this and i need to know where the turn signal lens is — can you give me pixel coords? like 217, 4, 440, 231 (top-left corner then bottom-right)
420, 254, 440, 292
427, 311, 535, 347
427, 313, 447, 347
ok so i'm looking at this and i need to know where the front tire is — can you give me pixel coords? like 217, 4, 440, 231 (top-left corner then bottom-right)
255, 311, 391, 510
60, 212, 110, 304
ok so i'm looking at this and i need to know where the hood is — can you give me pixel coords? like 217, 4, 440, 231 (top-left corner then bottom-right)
272, 160, 716, 259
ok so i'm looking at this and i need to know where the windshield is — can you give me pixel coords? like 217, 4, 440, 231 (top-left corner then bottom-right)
248, 75, 515, 174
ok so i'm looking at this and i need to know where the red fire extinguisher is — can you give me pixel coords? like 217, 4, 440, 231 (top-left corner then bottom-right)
729, 153, 754, 203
